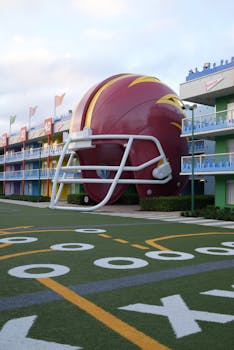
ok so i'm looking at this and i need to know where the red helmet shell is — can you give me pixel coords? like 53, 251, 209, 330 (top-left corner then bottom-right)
70, 74, 188, 203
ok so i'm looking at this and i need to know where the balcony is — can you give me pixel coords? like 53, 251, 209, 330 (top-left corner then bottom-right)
0, 168, 81, 181
0, 143, 69, 164
181, 152, 234, 175
187, 140, 213, 154
181, 109, 234, 137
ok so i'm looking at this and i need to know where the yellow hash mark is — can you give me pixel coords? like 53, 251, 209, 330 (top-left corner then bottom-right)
114, 238, 129, 244
146, 243, 171, 251
37, 277, 171, 350
0, 229, 74, 236
0, 226, 34, 230
131, 244, 150, 250
0, 231, 18, 235
146, 231, 234, 250
0, 243, 12, 249
0, 248, 52, 260
98, 233, 112, 238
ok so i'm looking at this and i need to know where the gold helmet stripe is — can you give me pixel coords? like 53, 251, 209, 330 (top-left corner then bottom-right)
128, 76, 161, 87
170, 121, 182, 130
85, 74, 133, 128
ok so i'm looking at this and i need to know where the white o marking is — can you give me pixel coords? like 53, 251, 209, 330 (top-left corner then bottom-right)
145, 250, 195, 260
0, 237, 38, 244
51, 243, 94, 251
8, 264, 70, 278
93, 257, 148, 269
195, 247, 234, 255
75, 228, 106, 233
221, 241, 234, 248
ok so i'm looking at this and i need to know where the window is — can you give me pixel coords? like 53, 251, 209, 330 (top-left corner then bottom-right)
226, 180, 234, 205
28, 182, 32, 195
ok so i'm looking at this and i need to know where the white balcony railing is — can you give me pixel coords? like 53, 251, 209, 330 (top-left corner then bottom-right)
181, 152, 234, 175
181, 108, 234, 136
0, 168, 81, 181
0, 143, 68, 164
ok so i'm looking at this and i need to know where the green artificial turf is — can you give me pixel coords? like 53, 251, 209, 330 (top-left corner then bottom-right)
0, 202, 234, 349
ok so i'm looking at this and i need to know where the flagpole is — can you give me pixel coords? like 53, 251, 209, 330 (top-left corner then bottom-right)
54, 96, 57, 119
28, 110, 31, 131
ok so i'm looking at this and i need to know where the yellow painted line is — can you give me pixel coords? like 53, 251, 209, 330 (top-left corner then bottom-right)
146, 231, 234, 250
146, 243, 171, 251
131, 244, 149, 250
0, 229, 74, 236
37, 277, 170, 350
0, 248, 52, 261
0, 225, 34, 230
0, 243, 12, 249
98, 233, 112, 238
114, 238, 129, 244
0, 231, 18, 235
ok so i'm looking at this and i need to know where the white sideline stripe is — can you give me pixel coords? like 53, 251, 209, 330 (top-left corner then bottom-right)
200, 221, 234, 226
179, 219, 220, 224
97, 211, 234, 229
161, 217, 209, 222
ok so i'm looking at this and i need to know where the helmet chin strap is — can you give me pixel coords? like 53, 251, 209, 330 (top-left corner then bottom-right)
50, 129, 172, 211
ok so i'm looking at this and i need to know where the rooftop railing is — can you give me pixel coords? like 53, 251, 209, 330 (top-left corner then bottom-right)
186, 57, 234, 81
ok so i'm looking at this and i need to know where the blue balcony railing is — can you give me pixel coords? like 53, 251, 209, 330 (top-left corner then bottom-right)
0, 168, 81, 181
182, 109, 234, 136
181, 152, 234, 174
0, 143, 68, 164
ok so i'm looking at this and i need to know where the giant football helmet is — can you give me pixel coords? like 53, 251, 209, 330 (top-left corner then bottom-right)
51, 73, 188, 211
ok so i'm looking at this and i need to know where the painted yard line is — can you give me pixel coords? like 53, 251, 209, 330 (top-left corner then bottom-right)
37, 277, 170, 350
146, 231, 234, 249
0, 243, 11, 248
0, 231, 18, 235
98, 233, 112, 238
131, 244, 149, 250
0, 226, 34, 230
0, 229, 75, 236
114, 238, 129, 244
222, 224, 234, 229
0, 248, 52, 260
1, 259, 234, 312
146, 242, 172, 251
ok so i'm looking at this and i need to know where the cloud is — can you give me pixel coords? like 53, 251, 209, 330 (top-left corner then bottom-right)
72, 0, 127, 18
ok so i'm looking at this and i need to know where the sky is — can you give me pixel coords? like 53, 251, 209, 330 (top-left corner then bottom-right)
0, 0, 234, 135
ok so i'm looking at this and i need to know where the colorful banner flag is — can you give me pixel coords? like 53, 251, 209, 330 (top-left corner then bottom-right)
9, 115, 16, 125
29, 106, 38, 118
55, 93, 65, 108
44, 117, 53, 135
20, 126, 27, 142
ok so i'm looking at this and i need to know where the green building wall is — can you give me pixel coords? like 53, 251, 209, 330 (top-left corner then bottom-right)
215, 95, 234, 208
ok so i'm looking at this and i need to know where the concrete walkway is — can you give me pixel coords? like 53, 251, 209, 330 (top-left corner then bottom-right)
1, 199, 234, 229
0, 199, 181, 217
